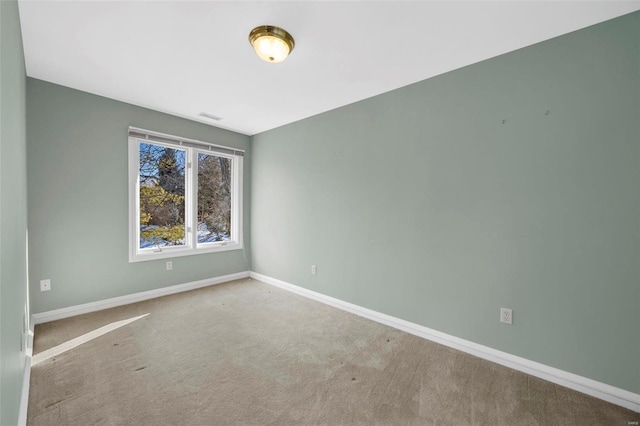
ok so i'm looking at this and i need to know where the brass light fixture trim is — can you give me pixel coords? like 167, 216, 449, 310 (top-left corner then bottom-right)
249, 25, 295, 63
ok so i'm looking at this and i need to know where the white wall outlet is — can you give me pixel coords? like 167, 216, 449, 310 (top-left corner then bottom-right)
40, 279, 51, 292
166, 261, 173, 271
311, 265, 317, 275
500, 307, 513, 324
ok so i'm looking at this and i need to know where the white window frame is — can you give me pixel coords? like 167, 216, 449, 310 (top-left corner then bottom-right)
128, 131, 243, 262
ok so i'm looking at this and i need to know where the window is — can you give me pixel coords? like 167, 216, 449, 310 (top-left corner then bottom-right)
128, 127, 243, 262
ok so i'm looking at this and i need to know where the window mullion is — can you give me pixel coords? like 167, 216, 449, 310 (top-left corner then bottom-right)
190, 149, 198, 249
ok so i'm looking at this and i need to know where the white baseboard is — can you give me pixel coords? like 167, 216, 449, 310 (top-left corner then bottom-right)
18, 357, 32, 426
18, 323, 34, 426
32, 271, 250, 325
249, 271, 640, 413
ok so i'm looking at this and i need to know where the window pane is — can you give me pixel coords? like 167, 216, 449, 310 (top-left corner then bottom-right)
197, 153, 231, 243
139, 142, 186, 249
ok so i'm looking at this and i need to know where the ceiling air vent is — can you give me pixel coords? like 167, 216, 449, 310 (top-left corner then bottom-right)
199, 112, 223, 121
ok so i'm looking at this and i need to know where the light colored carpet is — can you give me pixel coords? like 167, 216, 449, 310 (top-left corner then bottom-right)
28, 278, 638, 425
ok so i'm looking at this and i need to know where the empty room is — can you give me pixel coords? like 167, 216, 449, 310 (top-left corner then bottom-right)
1, 1, 639, 425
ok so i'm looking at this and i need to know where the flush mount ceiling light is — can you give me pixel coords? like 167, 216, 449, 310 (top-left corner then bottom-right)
249, 25, 295, 63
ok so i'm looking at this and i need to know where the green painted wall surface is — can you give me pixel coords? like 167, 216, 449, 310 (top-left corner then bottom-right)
251, 13, 640, 393
0, 0, 29, 424
27, 79, 251, 314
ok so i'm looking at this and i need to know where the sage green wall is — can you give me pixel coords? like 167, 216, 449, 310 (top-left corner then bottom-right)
0, 0, 29, 424
251, 13, 640, 393
27, 79, 251, 314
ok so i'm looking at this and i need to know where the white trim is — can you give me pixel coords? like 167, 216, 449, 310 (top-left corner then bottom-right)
32, 271, 249, 325
18, 324, 34, 426
249, 271, 640, 413
128, 242, 243, 263
128, 136, 139, 263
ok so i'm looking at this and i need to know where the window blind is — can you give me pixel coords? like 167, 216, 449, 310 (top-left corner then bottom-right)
128, 127, 245, 157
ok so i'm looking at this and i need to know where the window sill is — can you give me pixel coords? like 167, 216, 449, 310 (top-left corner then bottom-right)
129, 242, 243, 263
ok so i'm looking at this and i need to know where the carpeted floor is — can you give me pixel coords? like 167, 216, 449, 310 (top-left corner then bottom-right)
28, 278, 638, 425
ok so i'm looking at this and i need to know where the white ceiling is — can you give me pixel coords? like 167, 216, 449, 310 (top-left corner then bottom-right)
18, 1, 640, 136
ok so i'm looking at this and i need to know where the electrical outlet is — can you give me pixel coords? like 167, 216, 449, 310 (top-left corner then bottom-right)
40, 279, 51, 292
500, 308, 513, 325
166, 261, 173, 271
311, 265, 317, 275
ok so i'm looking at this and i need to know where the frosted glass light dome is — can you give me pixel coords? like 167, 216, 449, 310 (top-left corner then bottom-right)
249, 26, 295, 63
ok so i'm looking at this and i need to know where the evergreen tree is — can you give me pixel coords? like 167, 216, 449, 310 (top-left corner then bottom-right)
138, 144, 186, 246
158, 148, 184, 195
